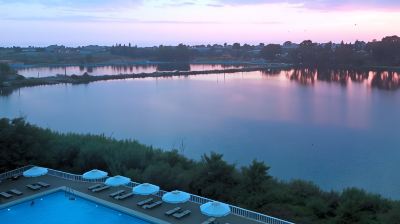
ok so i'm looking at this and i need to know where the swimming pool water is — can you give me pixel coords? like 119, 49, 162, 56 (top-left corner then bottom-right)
0, 191, 151, 224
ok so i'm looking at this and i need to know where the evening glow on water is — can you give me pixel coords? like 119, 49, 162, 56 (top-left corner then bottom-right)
0, 0, 399, 46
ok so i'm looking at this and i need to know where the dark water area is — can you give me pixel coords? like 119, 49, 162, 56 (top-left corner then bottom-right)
1, 69, 399, 199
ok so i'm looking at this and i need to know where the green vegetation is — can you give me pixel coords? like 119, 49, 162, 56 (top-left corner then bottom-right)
0, 118, 399, 223
111, 44, 191, 62
0, 63, 13, 75
0, 63, 16, 79
0, 63, 24, 85
276, 36, 400, 68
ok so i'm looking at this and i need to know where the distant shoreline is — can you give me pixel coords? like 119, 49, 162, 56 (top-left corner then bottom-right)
10, 60, 267, 69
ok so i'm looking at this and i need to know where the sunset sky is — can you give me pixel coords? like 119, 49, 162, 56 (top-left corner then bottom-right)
0, 0, 399, 46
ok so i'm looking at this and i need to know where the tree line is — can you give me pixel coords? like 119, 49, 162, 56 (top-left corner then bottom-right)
0, 118, 399, 223
260, 36, 400, 68
109, 36, 400, 67
110, 44, 192, 62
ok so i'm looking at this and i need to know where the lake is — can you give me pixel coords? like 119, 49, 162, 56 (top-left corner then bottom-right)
1, 69, 399, 199
16, 64, 244, 77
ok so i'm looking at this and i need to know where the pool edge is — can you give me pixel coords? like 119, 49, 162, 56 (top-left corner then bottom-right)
0, 186, 171, 224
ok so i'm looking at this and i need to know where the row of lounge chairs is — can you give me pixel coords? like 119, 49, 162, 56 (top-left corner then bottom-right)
136, 197, 163, 210
89, 184, 134, 200
87, 183, 192, 220
88, 184, 110, 193
1, 181, 49, 200
143, 200, 162, 209
112, 190, 134, 200
26, 182, 50, 191
172, 209, 191, 219
137, 198, 153, 206
164, 205, 191, 220
109, 190, 124, 198
0, 189, 23, 199
201, 218, 216, 224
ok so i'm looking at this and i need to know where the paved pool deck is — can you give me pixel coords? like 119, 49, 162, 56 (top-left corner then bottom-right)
0, 175, 263, 224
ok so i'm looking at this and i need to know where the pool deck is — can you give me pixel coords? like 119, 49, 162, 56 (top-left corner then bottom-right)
0, 175, 262, 224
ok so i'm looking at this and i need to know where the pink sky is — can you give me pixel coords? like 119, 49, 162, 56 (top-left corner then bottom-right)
0, 0, 399, 46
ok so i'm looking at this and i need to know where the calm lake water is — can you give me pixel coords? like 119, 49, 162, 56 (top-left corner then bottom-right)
16, 64, 243, 77
1, 69, 400, 199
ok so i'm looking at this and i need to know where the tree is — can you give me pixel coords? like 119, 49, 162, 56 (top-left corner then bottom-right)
157, 44, 191, 61
368, 35, 400, 65
241, 160, 270, 191
232, 43, 241, 50
260, 44, 282, 61
189, 152, 238, 201
0, 63, 12, 76
292, 40, 318, 67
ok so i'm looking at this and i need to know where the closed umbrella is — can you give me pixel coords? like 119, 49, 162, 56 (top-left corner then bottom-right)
23, 167, 48, 177
83, 169, 108, 180
162, 190, 190, 204
133, 183, 159, 195
105, 175, 131, 187
200, 201, 231, 218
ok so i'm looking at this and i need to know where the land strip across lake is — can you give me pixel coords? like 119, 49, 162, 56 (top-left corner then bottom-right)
0, 65, 290, 91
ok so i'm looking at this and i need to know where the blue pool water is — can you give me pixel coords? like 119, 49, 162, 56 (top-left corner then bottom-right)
0, 191, 151, 224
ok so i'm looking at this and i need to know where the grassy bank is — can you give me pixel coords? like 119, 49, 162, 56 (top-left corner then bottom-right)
0, 118, 399, 223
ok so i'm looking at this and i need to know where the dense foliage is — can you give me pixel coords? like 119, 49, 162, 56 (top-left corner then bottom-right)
110, 44, 191, 61
0, 63, 12, 75
286, 36, 400, 68
0, 63, 23, 84
109, 36, 400, 68
0, 118, 399, 224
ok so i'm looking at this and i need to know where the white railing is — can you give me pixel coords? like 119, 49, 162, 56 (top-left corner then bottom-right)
0, 165, 33, 180
2, 166, 295, 224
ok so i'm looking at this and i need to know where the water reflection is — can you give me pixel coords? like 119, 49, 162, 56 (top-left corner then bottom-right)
3, 68, 399, 97
260, 69, 400, 90
371, 71, 400, 90
16, 64, 244, 77
156, 63, 191, 71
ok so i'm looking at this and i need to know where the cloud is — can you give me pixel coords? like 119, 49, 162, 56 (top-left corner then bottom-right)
217, 0, 400, 9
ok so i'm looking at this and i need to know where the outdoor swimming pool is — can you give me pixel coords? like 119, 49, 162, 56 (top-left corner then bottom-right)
0, 191, 152, 224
